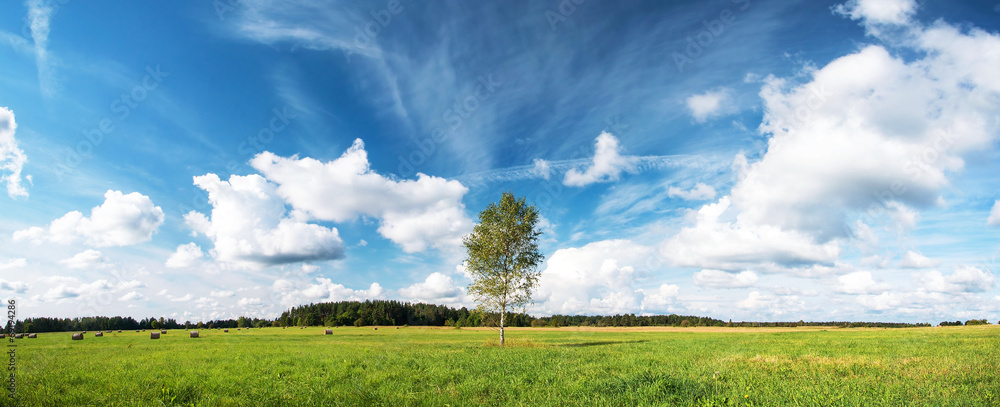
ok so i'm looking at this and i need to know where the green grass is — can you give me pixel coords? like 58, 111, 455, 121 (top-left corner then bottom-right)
5, 325, 999, 406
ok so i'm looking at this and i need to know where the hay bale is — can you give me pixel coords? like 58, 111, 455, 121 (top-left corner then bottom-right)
71, 333, 83, 340
135, 330, 140, 332
14, 334, 23, 339
117, 330, 122, 333
81, 331, 87, 334
373, 327, 378, 331
224, 329, 229, 333
395, 326, 399, 329
0, 334, 5, 338
324, 329, 332, 335
27, 334, 36, 338
189, 331, 199, 338
95, 332, 103, 337
150, 332, 160, 339
236, 328, 241, 331
161, 330, 167, 334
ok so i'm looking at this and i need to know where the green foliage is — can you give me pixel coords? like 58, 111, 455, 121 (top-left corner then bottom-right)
965, 319, 990, 326
463, 192, 544, 344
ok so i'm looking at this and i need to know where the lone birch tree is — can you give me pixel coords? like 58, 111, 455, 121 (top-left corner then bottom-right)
464, 192, 544, 346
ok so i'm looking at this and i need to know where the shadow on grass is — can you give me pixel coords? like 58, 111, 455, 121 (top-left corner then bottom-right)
557, 340, 649, 347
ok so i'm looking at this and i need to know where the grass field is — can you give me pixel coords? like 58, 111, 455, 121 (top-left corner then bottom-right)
6, 325, 999, 406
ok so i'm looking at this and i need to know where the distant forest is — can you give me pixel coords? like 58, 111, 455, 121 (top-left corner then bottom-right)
6, 299, 959, 333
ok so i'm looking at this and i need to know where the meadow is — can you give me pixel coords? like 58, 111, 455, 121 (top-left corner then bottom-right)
6, 325, 999, 406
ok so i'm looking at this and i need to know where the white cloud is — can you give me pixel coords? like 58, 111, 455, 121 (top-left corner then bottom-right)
209, 290, 235, 297
165, 243, 205, 268
686, 88, 734, 123
855, 292, 903, 311
397, 272, 465, 303
899, 250, 941, 269
0, 280, 29, 293
249, 139, 473, 253
919, 267, 995, 293
664, 16, 1000, 276
639, 284, 680, 311
661, 197, 841, 272
834, 271, 890, 294
169, 294, 194, 302
834, 0, 917, 26
987, 200, 1000, 226
693, 269, 758, 289
667, 183, 716, 201
59, 249, 110, 269
0, 258, 26, 270
14, 190, 165, 247
535, 239, 660, 315
532, 158, 551, 180
42, 278, 144, 302
185, 173, 344, 267
25, 0, 57, 95
236, 297, 263, 308
119, 291, 144, 301
563, 132, 637, 187
0, 107, 29, 198
275, 278, 384, 307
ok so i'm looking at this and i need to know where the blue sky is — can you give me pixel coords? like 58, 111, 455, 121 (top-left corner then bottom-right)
2, 0, 999, 323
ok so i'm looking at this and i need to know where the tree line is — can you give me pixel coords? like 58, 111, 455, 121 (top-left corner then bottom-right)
8, 299, 962, 333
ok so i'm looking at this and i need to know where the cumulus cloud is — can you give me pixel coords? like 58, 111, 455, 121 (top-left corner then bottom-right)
275, 278, 384, 307
0, 279, 29, 293
249, 139, 473, 253
535, 239, 660, 315
834, 0, 917, 26
0, 107, 29, 198
667, 183, 716, 201
0, 258, 26, 270
397, 272, 465, 303
185, 173, 344, 267
639, 284, 680, 311
42, 278, 144, 302
563, 132, 637, 187
663, 13, 1000, 275
209, 290, 234, 297
686, 88, 734, 123
919, 267, 994, 293
899, 250, 941, 269
119, 291, 144, 301
987, 200, 1000, 226
14, 190, 165, 247
661, 197, 841, 272
693, 269, 758, 288
834, 271, 890, 294
734, 290, 803, 314
165, 243, 205, 268
59, 249, 110, 269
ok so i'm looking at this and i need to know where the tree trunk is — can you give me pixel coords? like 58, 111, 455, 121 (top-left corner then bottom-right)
499, 310, 505, 346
